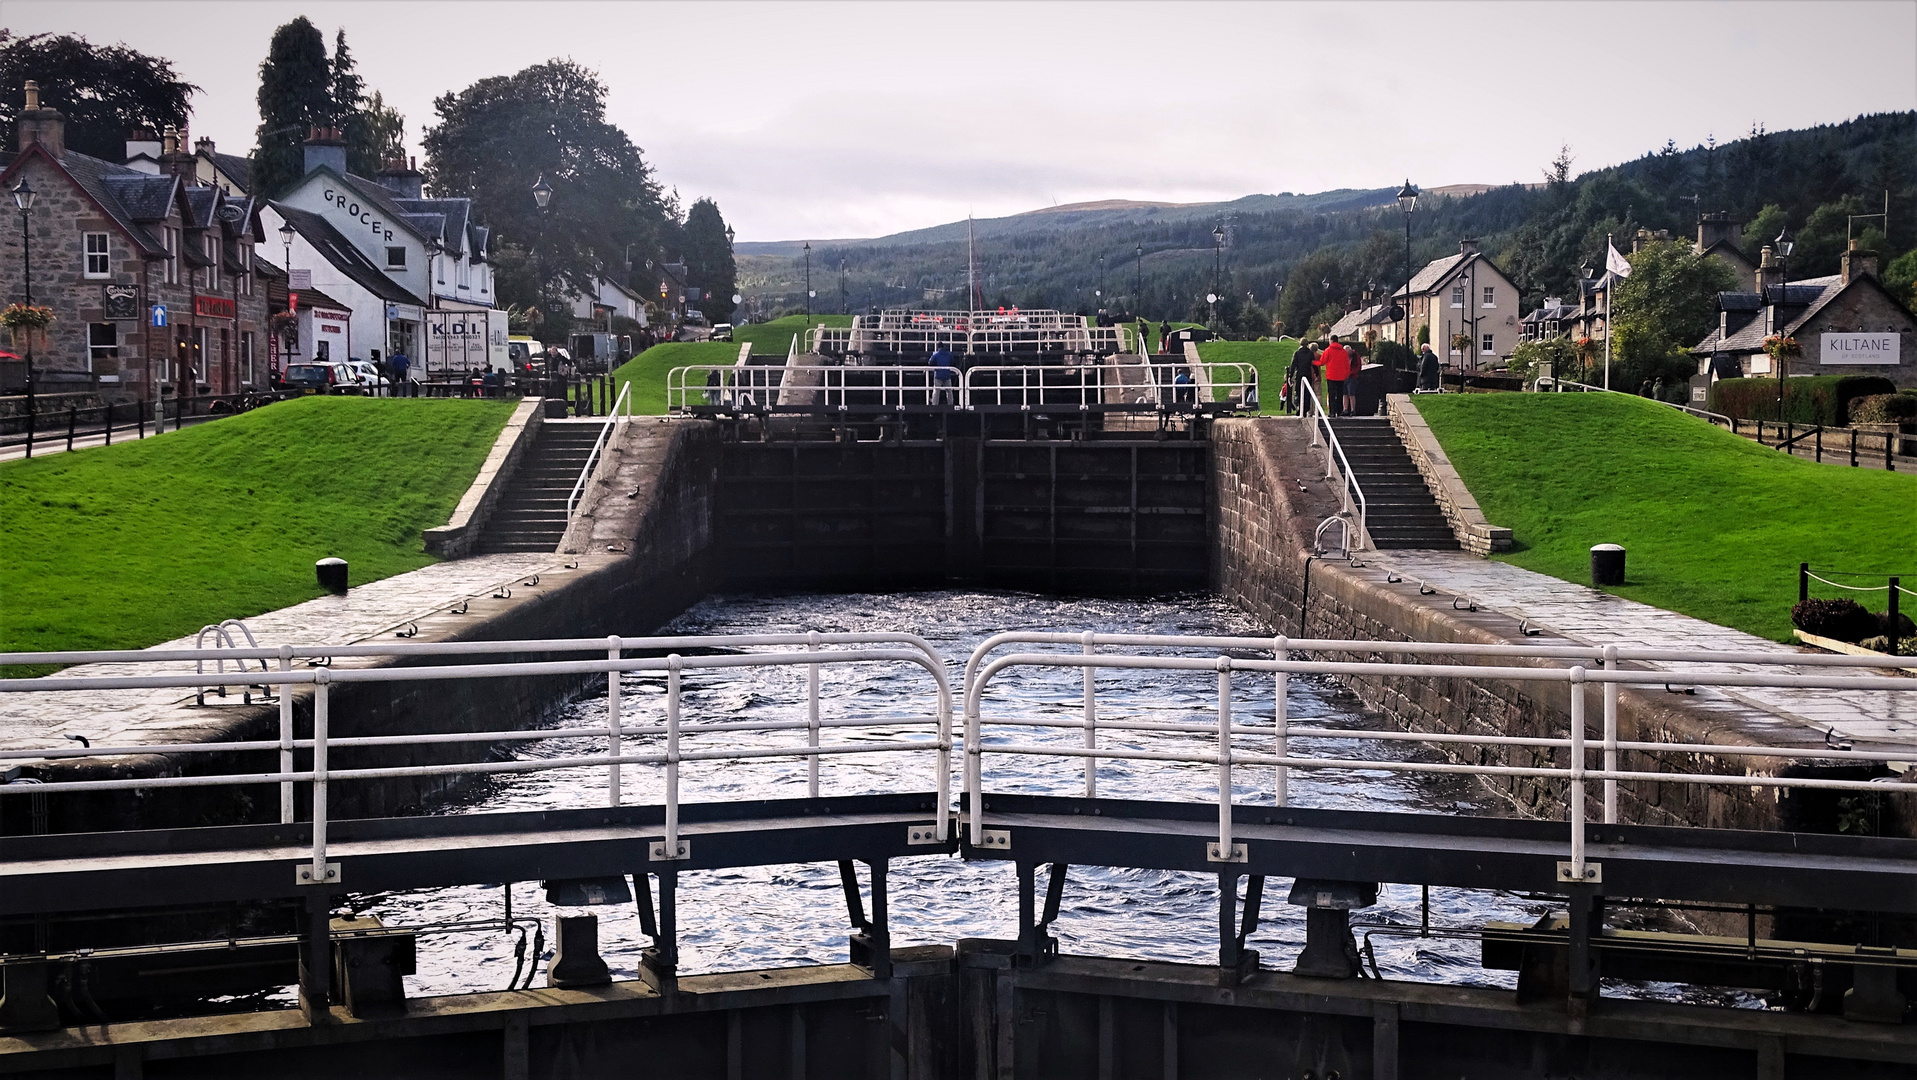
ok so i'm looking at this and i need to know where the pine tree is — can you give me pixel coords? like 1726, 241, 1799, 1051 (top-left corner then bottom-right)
682, 199, 737, 322
251, 17, 332, 198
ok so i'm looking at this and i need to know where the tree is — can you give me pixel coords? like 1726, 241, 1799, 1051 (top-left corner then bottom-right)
1611, 239, 1737, 388
1744, 204, 1788, 254
251, 18, 333, 198
681, 199, 737, 322
0, 31, 196, 162
350, 91, 406, 176
1882, 247, 1917, 308
423, 60, 671, 319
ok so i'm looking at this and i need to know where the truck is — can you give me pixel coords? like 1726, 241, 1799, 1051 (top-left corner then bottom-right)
567, 332, 630, 374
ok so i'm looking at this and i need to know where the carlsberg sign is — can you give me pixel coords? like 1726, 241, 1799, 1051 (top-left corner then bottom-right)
1819, 333, 1899, 365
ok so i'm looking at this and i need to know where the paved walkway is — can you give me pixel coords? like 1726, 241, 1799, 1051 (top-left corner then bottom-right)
1373, 550, 1917, 747
0, 552, 583, 754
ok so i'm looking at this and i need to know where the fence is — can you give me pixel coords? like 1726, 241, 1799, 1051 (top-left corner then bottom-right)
1297, 377, 1366, 551
0, 392, 288, 456
0, 632, 953, 885
664, 362, 1257, 413
960, 632, 1917, 884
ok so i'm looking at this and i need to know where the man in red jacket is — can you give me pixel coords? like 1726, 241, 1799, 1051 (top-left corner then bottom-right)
1313, 336, 1352, 416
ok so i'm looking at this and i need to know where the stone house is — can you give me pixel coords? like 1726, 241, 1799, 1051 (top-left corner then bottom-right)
1691, 241, 1917, 388
1388, 240, 1521, 370
0, 84, 271, 401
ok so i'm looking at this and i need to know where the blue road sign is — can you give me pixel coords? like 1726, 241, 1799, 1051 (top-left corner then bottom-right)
150, 304, 168, 327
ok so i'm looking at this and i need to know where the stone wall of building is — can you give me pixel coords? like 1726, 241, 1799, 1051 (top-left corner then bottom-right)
1796, 281, 1917, 388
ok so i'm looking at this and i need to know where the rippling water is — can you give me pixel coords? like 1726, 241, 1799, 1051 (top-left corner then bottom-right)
350, 590, 1749, 1008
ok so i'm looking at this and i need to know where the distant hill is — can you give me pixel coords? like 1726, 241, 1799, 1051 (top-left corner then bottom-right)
734, 111, 1915, 332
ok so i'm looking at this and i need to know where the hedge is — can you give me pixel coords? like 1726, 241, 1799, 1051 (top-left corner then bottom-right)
1848, 392, 1917, 425
1708, 374, 1898, 425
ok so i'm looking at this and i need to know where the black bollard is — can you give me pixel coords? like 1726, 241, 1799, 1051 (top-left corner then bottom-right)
315, 557, 349, 595
548, 915, 611, 988
1590, 544, 1625, 587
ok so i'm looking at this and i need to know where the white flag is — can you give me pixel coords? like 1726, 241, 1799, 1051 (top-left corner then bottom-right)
1605, 243, 1632, 279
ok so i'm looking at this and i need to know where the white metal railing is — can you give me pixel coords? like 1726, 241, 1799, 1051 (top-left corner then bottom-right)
1, 633, 953, 885
565, 381, 634, 516
1542, 377, 1734, 428
960, 632, 1917, 881
1298, 378, 1367, 549
664, 363, 1257, 412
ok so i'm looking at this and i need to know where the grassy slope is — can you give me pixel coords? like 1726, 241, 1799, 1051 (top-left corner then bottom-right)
1197, 340, 1298, 415
0, 397, 515, 664
612, 315, 854, 415
1415, 393, 1917, 641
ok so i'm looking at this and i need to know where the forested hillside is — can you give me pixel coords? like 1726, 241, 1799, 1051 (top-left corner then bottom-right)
739, 112, 1917, 335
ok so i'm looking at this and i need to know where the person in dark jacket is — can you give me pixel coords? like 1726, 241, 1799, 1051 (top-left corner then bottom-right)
1287, 343, 1317, 414
1416, 343, 1441, 391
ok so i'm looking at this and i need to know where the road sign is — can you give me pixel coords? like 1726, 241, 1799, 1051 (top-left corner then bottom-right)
150, 303, 168, 327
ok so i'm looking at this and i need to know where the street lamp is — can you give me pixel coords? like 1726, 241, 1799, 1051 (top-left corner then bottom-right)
13, 177, 35, 430
1774, 227, 1795, 417
1098, 254, 1106, 309
1211, 225, 1225, 296
803, 241, 811, 319
1134, 244, 1143, 305
840, 260, 847, 315
1580, 265, 1596, 383
1396, 180, 1418, 352
531, 175, 553, 210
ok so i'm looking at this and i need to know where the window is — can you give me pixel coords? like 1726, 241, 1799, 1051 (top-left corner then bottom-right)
204, 235, 220, 290
386, 246, 407, 269
239, 246, 252, 296
84, 233, 111, 278
242, 331, 255, 383
1482, 333, 1495, 355
163, 228, 179, 284
193, 326, 208, 383
88, 323, 118, 371
1450, 284, 1465, 307
1482, 286, 1495, 307
436, 255, 445, 284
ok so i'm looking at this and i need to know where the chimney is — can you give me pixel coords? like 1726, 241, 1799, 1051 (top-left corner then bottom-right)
194, 136, 214, 156
158, 125, 194, 178
124, 126, 162, 173
1696, 211, 1742, 253
375, 156, 424, 200
302, 126, 347, 176
1755, 244, 1781, 299
15, 80, 66, 159
1458, 238, 1479, 255
1841, 239, 1879, 285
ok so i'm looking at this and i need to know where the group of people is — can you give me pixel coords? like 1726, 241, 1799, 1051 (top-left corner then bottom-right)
1282, 337, 1447, 416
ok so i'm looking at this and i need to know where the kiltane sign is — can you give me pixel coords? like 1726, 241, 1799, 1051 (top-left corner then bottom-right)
1819, 332, 1899, 365
194, 296, 237, 320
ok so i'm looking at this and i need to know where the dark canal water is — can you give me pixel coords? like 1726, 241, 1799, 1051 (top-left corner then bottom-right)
347, 590, 1751, 1008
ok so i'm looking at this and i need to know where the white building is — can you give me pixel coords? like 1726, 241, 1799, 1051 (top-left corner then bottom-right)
257, 129, 507, 377
570, 275, 648, 327
1390, 240, 1522, 370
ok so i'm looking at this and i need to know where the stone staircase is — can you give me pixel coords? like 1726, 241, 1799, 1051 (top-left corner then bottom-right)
1326, 418, 1458, 550
474, 422, 601, 554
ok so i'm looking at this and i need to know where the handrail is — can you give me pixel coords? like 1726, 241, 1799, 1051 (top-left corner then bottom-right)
3, 632, 954, 882
664, 362, 1257, 413
1298, 377, 1367, 549
1545, 377, 1733, 427
566, 380, 632, 516
958, 633, 1917, 879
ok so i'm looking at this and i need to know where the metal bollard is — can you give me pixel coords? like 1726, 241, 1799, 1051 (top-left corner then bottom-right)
1590, 544, 1625, 587
315, 557, 348, 595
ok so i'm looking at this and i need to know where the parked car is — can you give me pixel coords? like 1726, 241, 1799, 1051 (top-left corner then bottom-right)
508, 336, 548, 376
344, 360, 390, 394
711, 323, 734, 342
281, 361, 355, 394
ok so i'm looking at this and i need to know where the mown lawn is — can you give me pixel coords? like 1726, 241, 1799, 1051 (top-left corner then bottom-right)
1196, 339, 1298, 415
0, 396, 515, 670
611, 315, 853, 415
1415, 393, 1917, 641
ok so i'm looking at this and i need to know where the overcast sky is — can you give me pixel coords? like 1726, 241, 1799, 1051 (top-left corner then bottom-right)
10, 1, 1916, 241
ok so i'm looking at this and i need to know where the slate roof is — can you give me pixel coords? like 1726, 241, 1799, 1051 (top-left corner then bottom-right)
293, 284, 353, 312
183, 187, 218, 230
273, 203, 424, 306
1391, 253, 1469, 299
1521, 304, 1579, 325
210, 152, 251, 191
396, 198, 470, 256
1692, 276, 1851, 353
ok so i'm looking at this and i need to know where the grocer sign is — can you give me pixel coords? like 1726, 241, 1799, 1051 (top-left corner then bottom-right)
1819, 333, 1899, 365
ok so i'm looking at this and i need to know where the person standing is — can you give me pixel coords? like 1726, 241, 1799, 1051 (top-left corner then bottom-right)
1417, 342, 1441, 391
1287, 342, 1317, 414
930, 343, 956, 405
389, 348, 411, 397
1314, 336, 1352, 416
1344, 346, 1364, 416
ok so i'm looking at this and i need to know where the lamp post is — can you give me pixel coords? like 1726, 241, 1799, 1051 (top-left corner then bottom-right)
1098, 254, 1106, 310
1134, 245, 1143, 307
13, 177, 34, 433
1396, 180, 1418, 353
803, 242, 811, 320
840, 259, 847, 316
277, 219, 298, 374
1580, 264, 1596, 384
1211, 225, 1225, 297
1774, 226, 1794, 419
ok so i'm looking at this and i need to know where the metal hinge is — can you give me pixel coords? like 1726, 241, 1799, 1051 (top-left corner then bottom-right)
907, 824, 944, 845
295, 862, 341, 885
1556, 860, 1602, 883
649, 839, 690, 862
1207, 842, 1248, 863
974, 828, 1011, 851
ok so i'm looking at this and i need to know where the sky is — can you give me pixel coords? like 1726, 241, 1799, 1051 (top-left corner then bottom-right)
8, 1, 1916, 242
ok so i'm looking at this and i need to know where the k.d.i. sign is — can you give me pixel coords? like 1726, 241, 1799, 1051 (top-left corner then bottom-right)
1819, 332, 1899, 365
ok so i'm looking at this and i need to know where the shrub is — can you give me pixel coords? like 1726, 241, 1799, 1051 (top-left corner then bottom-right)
1848, 393, 1917, 425
1709, 375, 1898, 425
1790, 597, 1880, 642
1371, 340, 1415, 373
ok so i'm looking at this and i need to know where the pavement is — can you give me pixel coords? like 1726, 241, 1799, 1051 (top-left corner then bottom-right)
1372, 549, 1917, 748
0, 552, 578, 754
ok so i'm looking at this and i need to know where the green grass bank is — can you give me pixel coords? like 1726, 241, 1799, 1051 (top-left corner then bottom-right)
1196, 339, 1298, 415
0, 396, 515, 670
611, 315, 853, 414
1414, 393, 1917, 642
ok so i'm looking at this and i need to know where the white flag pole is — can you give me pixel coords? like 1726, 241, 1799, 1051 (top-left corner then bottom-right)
1603, 232, 1612, 390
